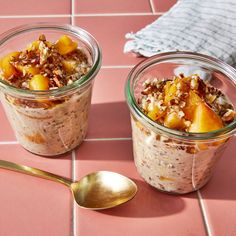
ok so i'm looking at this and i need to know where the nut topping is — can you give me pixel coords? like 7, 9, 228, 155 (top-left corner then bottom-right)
138, 74, 235, 132
0, 34, 91, 90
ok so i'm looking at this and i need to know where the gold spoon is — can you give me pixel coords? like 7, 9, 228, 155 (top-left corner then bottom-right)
0, 159, 137, 210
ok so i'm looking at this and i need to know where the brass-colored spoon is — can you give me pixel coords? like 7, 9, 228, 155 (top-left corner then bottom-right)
0, 160, 137, 210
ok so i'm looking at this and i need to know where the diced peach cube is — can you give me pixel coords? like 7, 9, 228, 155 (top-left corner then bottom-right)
147, 104, 166, 121
55, 35, 78, 55
0, 52, 20, 79
29, 74, 49, 90
27, 40, 40, 51
27, 66, 40, 75
16, 65, 40, 76
184, 91, 202, 120
164, 81, 177, 104
164, 112, 183, 129
147, 109, 158, 121
189, 102, 223, 133
62, 60, 77, 73
164, 77, 191, 105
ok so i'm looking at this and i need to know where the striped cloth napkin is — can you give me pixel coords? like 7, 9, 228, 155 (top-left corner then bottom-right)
124, 0, 236, 67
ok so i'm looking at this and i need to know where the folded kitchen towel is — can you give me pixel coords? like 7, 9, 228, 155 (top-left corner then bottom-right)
124, 0, 236, 67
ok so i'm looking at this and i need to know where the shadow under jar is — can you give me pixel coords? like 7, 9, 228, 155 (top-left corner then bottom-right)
0, 23, 101, 156
125, 52, 236, 194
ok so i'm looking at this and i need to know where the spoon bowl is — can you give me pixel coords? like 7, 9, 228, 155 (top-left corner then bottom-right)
72, 171, 137, 210
0, 160, 137, 210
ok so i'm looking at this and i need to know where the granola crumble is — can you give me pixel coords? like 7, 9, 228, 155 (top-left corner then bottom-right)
138, 74, 235, 132
0, 34, 91, 90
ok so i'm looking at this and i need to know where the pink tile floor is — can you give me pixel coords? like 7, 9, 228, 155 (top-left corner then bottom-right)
0, 0, 235, 235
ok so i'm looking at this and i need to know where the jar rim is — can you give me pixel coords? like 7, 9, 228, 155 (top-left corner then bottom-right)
125, 51, 236, 141
0, 22, 102, 98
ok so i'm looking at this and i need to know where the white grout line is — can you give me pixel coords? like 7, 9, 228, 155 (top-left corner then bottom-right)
101, 65, 134, 69
0, 141, 18, 145
0, 14, 70, 19
71, 0, 75, 25
71, 151, 76, 180
0, 137, 132, 145
71, 150, 77, 236
71, 203, 76, 236
84, 137, 132, 141
0, 11, 165, 19
197, 190, 213, 236
74, 12, 164, 17
0, 12, 164, 20
71, 2, 76, 235
149, 0, 155, 13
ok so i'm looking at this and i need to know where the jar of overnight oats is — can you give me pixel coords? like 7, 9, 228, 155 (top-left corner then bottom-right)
126, 52, 236, 194
0, 23, 101, 156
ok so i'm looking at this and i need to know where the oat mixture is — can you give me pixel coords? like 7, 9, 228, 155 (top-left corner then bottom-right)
0, 35, 93, 156
131, 74, 235, 194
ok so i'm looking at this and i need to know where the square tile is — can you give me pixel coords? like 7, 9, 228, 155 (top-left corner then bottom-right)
74, 140, 207, 236
0, 0, 71, 15
0, 17, 70, 35
152, 0, 177, 12
87, 68, 132, 138
87, 101, 131, 139
199, 137, 236, 236
0, 145, 72, 236
92, 67, 131, 104
0, 144, 72, 175
75, 0, 151, 14
74, 15, 157, 66
0, 103, 15, 142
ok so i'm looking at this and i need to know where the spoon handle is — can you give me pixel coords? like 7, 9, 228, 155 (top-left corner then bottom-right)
0, 159, 72, 187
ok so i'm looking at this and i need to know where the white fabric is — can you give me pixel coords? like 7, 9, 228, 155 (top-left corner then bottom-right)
174, 66, 212, 82
124, 0, 236, 67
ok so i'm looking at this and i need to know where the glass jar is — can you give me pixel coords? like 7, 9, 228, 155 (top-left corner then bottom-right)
126, 52, 236, 194
0, 23, 101, 156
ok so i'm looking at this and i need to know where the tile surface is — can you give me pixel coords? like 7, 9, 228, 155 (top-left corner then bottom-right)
0, 104, 15, 141
152, 0, 177, 12
1, 0, 235, 235
0, 0, 70, 15
75, 0, 152, 14
74, 15, 157, 66
87, 101, 131, 138
75, 141, 207, 236
87, 68, 132, 138
0, 17, 70, 35
91, 68, 131, 104
0, 145, 72, 236
199, 137, 236, 236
